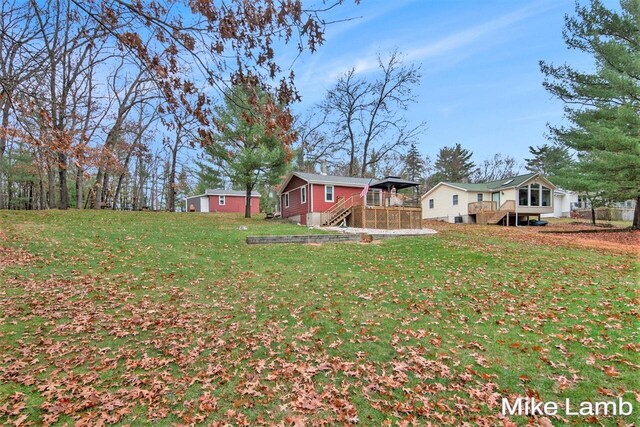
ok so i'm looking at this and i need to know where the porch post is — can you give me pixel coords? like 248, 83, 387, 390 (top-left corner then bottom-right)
515, 187, 519, 227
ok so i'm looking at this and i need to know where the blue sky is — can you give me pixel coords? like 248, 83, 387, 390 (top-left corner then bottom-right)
282, 0, 619, 167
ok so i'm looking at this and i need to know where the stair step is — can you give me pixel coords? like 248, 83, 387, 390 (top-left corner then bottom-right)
324, 208, 351, 226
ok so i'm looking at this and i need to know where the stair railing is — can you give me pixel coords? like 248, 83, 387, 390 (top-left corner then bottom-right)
321, 192, 363, 225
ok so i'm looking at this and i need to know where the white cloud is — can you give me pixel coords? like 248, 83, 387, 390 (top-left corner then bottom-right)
405, 3, 555, 63
306, 2, 557, 84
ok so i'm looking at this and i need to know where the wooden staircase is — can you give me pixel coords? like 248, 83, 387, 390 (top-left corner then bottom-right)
473, 200, 516, 225
476, 210, 509, 225
323, 207, 351, 226
321, 192, 362, 226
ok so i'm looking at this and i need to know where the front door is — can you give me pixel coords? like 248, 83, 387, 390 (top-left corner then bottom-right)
491, 192, 500, 209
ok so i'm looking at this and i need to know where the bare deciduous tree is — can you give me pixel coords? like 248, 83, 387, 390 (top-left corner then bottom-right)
324, 51, 425, 177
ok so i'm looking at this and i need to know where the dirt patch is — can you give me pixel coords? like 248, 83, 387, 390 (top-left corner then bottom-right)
424, 220, 639, 255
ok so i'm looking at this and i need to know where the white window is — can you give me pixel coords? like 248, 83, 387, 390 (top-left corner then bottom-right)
284, 193, 289, 208
429, 199, 434, 209
219, 195, 225, 206
325, 185, 334, 202
366, 189, 382, 206
477, 193, 483, 202
301, 186, 307, 204
453, 195, 458, 206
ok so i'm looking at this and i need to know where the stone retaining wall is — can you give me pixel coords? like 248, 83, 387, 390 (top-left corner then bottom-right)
246, 234, 364, 244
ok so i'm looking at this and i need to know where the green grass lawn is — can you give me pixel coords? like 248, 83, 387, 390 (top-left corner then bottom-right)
0, 210, 638, 426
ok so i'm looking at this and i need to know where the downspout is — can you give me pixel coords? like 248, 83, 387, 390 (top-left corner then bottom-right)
310, 183, 314, 225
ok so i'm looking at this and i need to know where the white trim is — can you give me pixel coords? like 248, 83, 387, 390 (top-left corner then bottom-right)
310, 183, 314, 213
421, 182, 469, 199
300, 186, 307, 204
187, 192, 260, 198
284, 192, 290, 208
324, 185, 334, 202
219, 195, 225, 206
518, 173, 557, 190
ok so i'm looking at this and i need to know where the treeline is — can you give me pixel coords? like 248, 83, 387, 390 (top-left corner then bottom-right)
0, 0, 343, 211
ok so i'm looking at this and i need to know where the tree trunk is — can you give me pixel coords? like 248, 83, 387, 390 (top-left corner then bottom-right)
39, 175, 46, 210
47, 163, 56, 209
76, 165, 83, 209
0, 102, 10, 209
58, 152, 68, 209
590, 204, 596, 226
245, 184, 252, 218
632, 195, 639, 230
167, 144, 178, 212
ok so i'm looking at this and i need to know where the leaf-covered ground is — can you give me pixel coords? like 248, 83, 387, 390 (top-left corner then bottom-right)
0, 211, 638, 426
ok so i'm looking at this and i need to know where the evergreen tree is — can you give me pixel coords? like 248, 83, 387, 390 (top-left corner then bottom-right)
524, 144, 571, 178
540, 0, 640, 228
403, 143, 425, 182
193, 160, 224, 195
202, 84, 294, 218
432, 143, 476, 183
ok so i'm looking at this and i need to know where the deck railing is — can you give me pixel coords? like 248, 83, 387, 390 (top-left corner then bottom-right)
500, 200, 516, 211
469, 200, 516, 214
320, 192, 363, 225
468, 201, 497, 214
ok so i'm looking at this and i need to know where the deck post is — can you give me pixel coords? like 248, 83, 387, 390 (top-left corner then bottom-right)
362, 205, 366, 228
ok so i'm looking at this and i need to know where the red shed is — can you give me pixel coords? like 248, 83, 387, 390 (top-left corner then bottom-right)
185, 189, 261, 215
277, 172, 372, 225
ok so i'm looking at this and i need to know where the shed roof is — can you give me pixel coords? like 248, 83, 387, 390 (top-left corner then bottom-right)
186, 189, 261, 199
205, 189, 261, 197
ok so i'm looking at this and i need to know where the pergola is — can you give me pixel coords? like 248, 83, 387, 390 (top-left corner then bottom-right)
370, 176, 420, 207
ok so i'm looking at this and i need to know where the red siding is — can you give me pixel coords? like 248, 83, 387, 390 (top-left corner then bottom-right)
281, 177, 310, 224
311, 184, 362, 212
208, 195, 260, 215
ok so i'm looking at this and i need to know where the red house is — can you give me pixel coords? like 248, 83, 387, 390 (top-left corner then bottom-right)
185, 189, 261, 214
278, 172, 424, 228
277, 172, 372, 225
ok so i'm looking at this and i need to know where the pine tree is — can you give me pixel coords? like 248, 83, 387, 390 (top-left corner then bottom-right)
403, 143, 425, 182
524, 144, 571, 179
432, 143, 476, 183
202, 84, 294, 218
540, 0, 640, 228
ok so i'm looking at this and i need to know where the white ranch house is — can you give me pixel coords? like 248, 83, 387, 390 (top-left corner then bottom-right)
421, 173, 557, 225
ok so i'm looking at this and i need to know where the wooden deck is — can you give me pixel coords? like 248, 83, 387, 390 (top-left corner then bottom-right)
321, 193, 422, 229
469, 200, 550, 225
470, 200, 516, 225
351, 205, 422, 229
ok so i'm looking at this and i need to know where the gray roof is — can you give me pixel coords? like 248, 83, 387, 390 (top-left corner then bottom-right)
292, 172, 372, 187
204, 189, 261, 197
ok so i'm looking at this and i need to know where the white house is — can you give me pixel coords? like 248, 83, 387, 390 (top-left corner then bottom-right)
541, 189, 579, 218
421, 173, 556, 225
